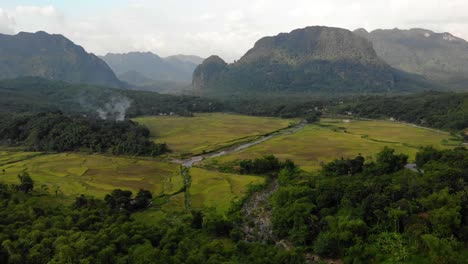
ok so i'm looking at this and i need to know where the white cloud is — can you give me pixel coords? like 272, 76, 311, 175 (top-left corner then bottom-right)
3, 1, 468, 61
15, 5, 60, 17
0, 8, 15, 34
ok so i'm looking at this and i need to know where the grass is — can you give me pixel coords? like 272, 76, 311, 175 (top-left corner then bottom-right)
203, 119, 460, 172
189, 167, 264, 214
0, 151, 182, 198
133, 113, 295, 156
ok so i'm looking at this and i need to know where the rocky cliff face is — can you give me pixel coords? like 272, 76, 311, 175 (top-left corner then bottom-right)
239, 26, 383, 66
192, 55, 227, 94
0, 31, 123, 88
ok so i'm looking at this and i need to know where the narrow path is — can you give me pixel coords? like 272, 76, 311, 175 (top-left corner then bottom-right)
180, 166, 192, 210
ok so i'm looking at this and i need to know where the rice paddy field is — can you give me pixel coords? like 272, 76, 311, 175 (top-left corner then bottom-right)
133, 113, 295, 155
0, 150, 264, 216
189, 168, 264, 214
202, 119, 461, 172
0, 151, 183, 198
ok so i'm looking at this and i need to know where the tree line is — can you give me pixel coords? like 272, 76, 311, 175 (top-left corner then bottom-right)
0, 112, 168, 157
336, 92, 468, 131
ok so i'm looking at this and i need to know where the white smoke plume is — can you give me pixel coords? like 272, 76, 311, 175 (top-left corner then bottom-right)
96, 96, 132, 121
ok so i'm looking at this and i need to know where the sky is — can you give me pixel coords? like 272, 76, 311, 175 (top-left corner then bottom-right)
1, 0, 468, 62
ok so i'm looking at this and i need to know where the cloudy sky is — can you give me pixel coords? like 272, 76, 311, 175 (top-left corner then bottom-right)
1, 0, 467, 61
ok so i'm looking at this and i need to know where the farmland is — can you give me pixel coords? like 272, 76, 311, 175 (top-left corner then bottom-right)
202, 119, 460, 172
133, 113, 295, 156
0, 151, 182, 198
0, 115, 461, 214
0, 150, 264, 215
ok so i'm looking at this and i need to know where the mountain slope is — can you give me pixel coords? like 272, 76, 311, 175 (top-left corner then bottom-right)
355, 28, 468, 90
100, 52, 203, 84
193, 26, 434, 97
0, 31, 123, 88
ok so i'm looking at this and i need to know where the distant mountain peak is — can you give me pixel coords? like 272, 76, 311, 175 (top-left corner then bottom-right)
100, 52, 204, 85
357, 27, 468, 90
354, 28, 369, 34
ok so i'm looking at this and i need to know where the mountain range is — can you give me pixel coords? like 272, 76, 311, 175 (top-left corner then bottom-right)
355, 28, 468, 90
0, 31, 123, 88
193, 26, 434, 97
100, 52, 204, 85
1, 27, 467, 97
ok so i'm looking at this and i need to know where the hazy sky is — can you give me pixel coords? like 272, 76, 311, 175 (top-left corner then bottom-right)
1, 0, 468, 61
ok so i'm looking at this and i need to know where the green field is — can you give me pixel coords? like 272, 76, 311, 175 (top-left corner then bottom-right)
133, 113, 295, 155
0, 150, 263, 216
203, 119, 460, 172
0, 151, 183, 198
189, 168, 264, 214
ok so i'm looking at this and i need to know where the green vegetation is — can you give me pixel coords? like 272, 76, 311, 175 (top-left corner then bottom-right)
134, 113, 294, 155
204, 119, 459, 172
337, 92, 468, 131
0, 77, 222, 117
270, 147, 468, 263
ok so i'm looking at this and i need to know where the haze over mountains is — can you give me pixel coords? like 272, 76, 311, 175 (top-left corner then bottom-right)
355, 28, 468, 90
100, 52, 204, 85
0, 31, 123, 88
193, 26, 433, 96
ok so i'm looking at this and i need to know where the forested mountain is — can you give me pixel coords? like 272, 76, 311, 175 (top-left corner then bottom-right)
100, 52, 203, 85
0, 31, 123, 88
355, 28, 468, 90
193, 26, 435, 97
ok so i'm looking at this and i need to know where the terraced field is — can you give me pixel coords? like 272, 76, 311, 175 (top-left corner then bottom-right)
133, 113, 295, 156
202, 119, 460, 172
0, 151, 182, 198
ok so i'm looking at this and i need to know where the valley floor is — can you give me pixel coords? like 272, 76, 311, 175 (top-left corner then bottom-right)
0, 113, 461, 221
